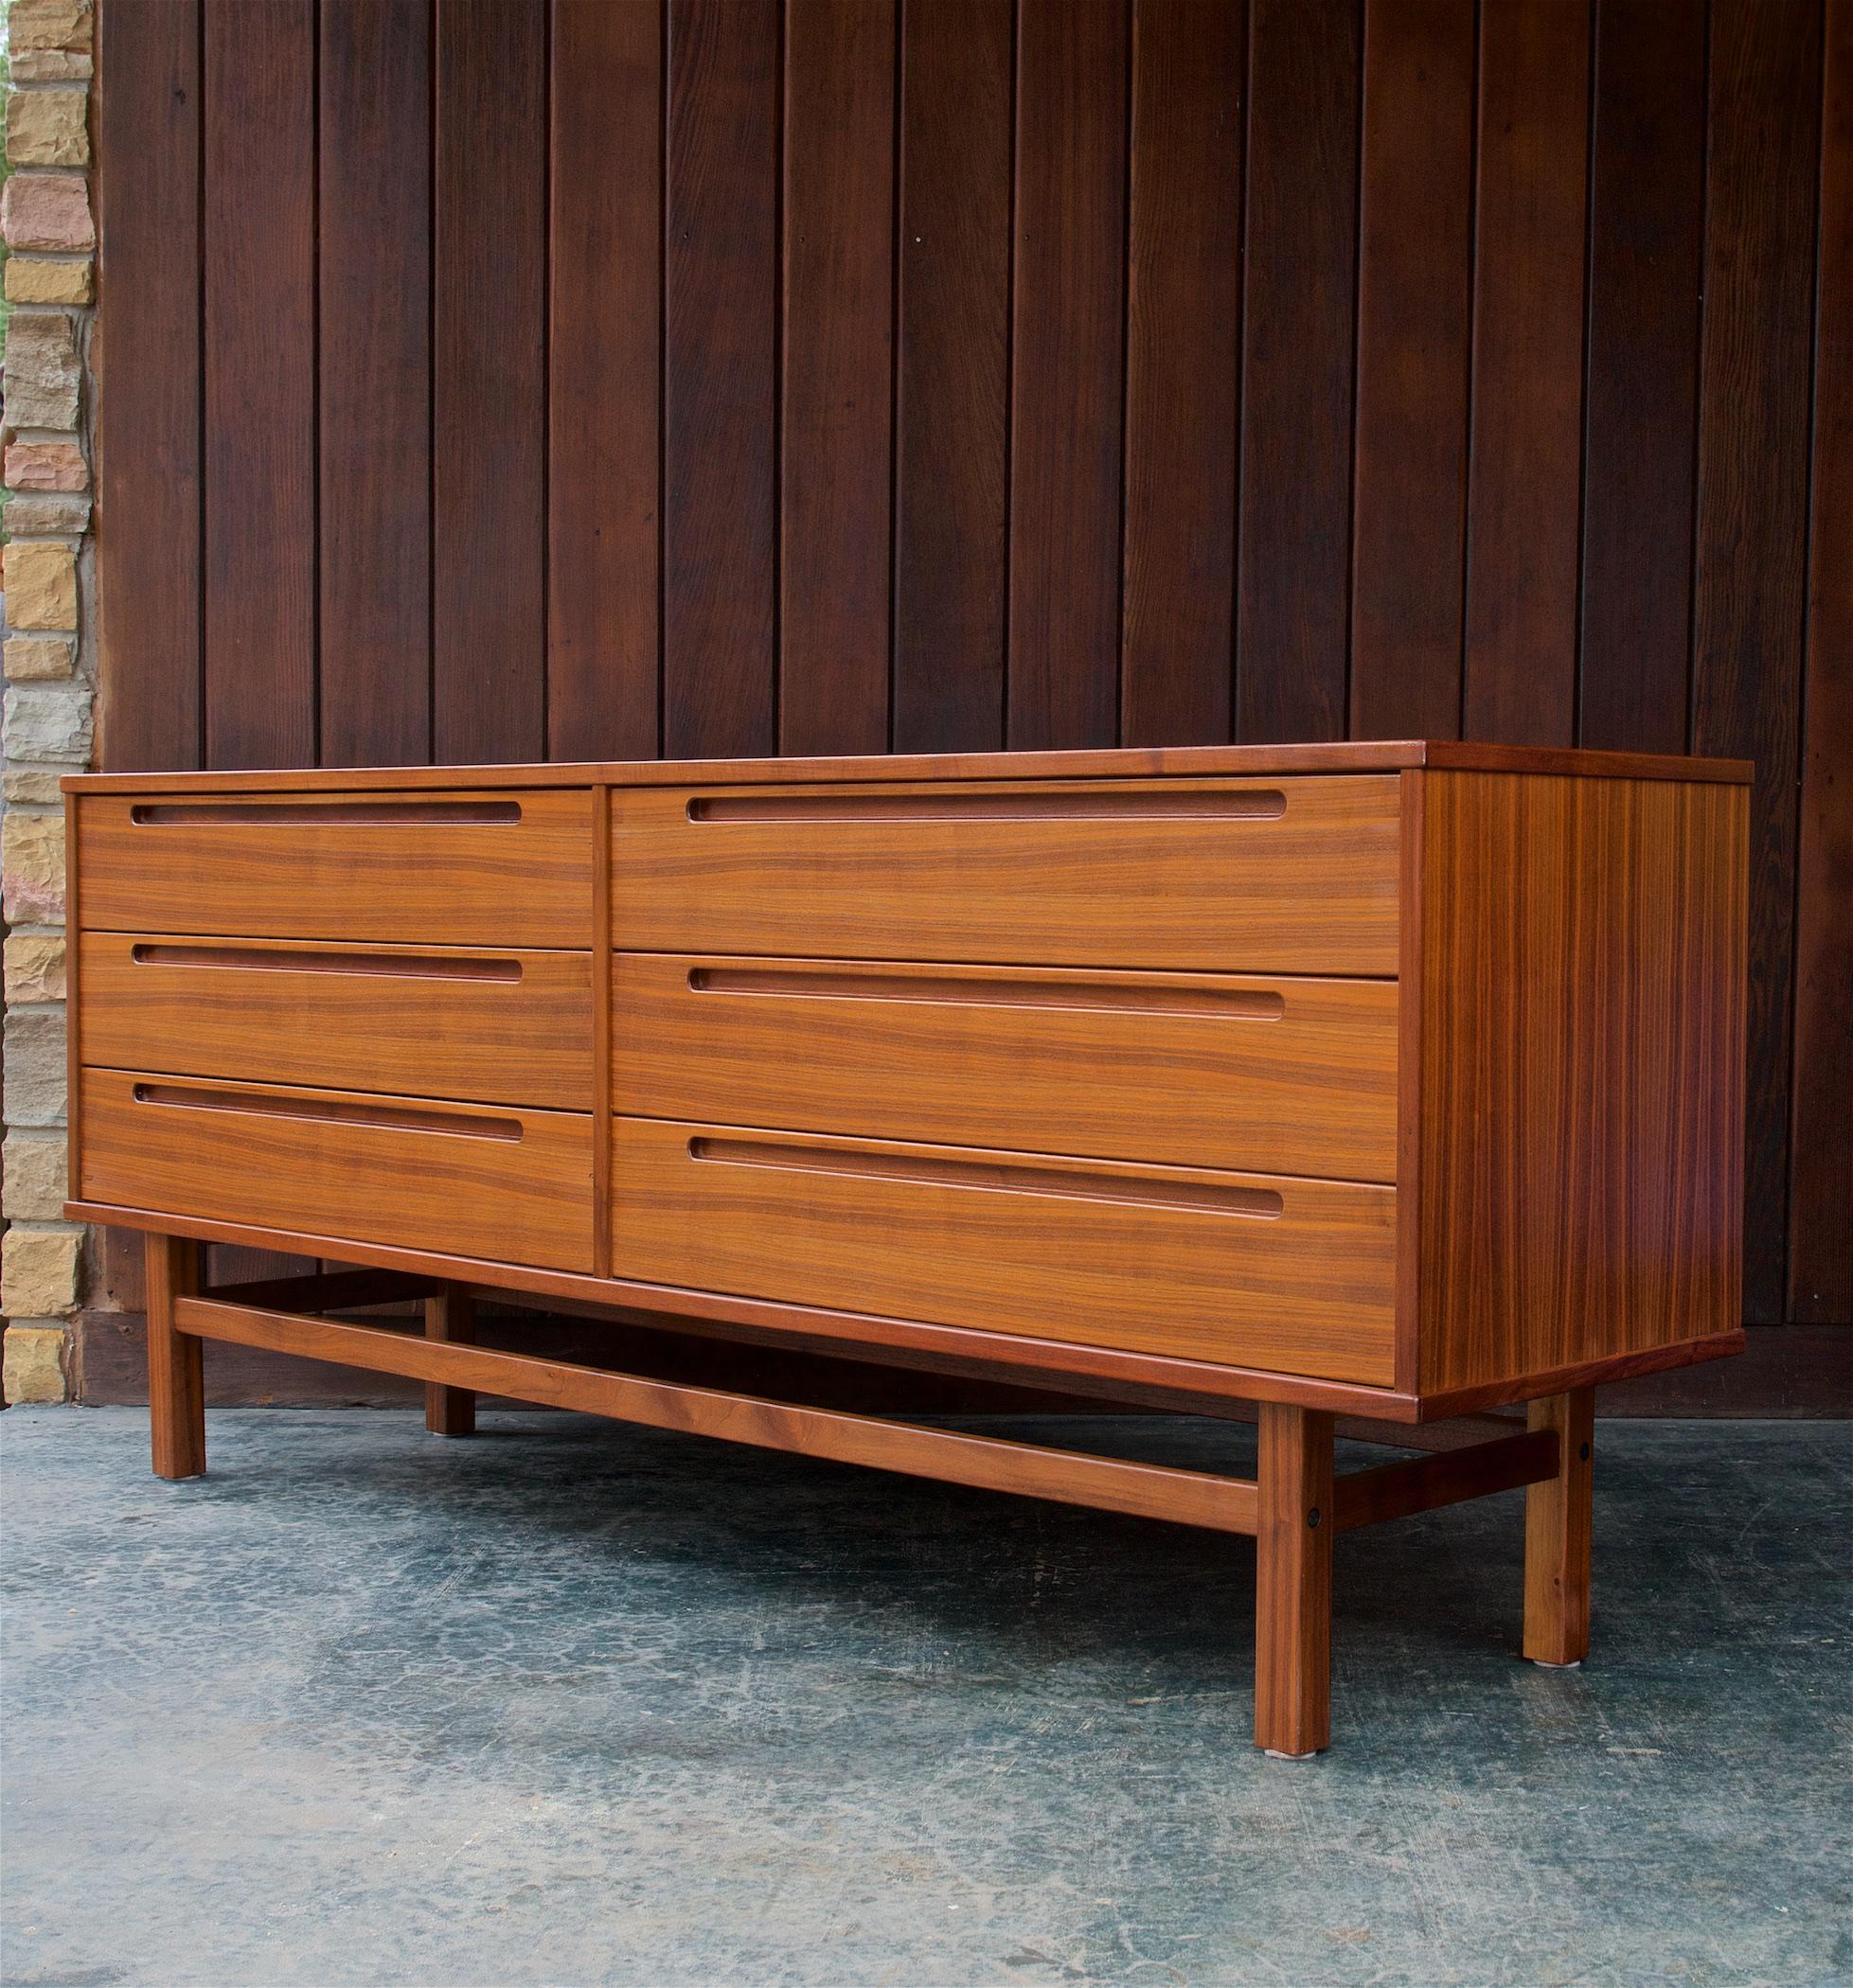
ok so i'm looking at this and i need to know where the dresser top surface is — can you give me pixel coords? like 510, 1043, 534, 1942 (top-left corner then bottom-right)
63, 738, 1753, 796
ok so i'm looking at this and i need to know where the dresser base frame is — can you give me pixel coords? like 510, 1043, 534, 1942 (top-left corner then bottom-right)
74, 1197, 1746, 1427
142, 1235, 1590, 1757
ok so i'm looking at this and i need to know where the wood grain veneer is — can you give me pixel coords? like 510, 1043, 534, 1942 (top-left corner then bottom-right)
65, 747, 1750, 1413
610, 1117, 1398, 1383
1416, 772, 1748, 1394
76, 788, 593, 947
613, 953, 1399, 1180
80, 933, 594, 1110
610, 775, 1402, 974
80, 1070, 594, 1273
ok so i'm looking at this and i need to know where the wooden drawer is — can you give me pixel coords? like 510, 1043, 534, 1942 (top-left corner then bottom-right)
614, 954, 1399, 1181
80, 933, 593, 1111
610, 776, 1401, 974
79, 1069, 594, 1272
77, 789, 593, 948
610, 1119, 1398, 1384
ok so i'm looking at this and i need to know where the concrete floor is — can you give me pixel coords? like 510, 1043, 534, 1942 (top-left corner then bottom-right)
2, 1409, 1848, 1988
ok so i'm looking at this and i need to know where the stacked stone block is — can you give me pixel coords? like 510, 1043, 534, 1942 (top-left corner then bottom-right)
3, 0, 96, 1403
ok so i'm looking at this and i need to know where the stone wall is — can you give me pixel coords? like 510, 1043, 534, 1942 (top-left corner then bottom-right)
2, 0, 96, 1403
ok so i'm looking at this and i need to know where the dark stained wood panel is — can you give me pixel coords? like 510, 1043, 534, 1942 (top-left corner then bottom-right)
663, 0, 779, 760
1237, 0, 1357, 746
892, 0, 1013, 753
1120, 0, 1240, 748
1577, 0, 1705, 754
94, 0, 203, 773
433, 0, 546, 765
1461, 0, 1590, 749
1007, 0, 1128, 752
1349, 0, 1475, 741
202, 0, 316, 771
548, 0, 663, 763
1790, 0, 1853, 1324
779, 0, 895, 756
1692, 0, 1824, 1324
318, 0, 432, 769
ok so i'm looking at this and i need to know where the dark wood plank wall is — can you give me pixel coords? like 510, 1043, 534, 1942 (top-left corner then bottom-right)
93, 0, 1850, 1347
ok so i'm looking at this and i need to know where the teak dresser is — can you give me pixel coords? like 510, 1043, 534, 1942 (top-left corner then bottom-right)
63, 741, 1749, 1755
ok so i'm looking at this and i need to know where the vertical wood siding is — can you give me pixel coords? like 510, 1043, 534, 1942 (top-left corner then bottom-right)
891, 0, 1013, 753
1791, 0, 1852, 1324
319, 0, 433, 769
202, 0, 318, 772
1236, 0, 1356, 748
1120, 0, 1240, 748
778, 0, 895, 756
93, 0, 1851, 1335
432, 0, 548, 765
1348, 0, 1475, 743
663, 0, 780, 759
546, 0, 663, 762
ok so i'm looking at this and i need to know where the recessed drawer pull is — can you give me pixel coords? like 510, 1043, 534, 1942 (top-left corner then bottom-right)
688, 1137, 1285, 1218
686, 965, 1286, 1020
686, 788, 1287, 824
130, 942, 524, 984
129, 800, 523, 826
133, 1082, 523, 1143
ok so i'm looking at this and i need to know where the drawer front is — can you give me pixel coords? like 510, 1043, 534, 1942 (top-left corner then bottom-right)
611, 1119, 1398, 1384
614, 955, 1399, 1181
611, 776, 1401, 974
80, 1070, 594, 1272
80, 934, 593, 1111
78, 790, 593, 947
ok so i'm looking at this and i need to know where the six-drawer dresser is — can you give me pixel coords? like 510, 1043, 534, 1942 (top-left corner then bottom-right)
62, 740, 1750, 1755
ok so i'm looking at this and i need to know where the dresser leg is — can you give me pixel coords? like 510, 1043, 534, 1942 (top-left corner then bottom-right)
146, 1234, 205, 1481
424, 1284, 477, 1436
1523, 1388, 1595, 1665
1255, 1403, 1334, 1757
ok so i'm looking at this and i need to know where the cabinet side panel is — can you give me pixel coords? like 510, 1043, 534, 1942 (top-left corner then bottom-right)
65, 791, 83, 1198
1417, 772, 1747, 1395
